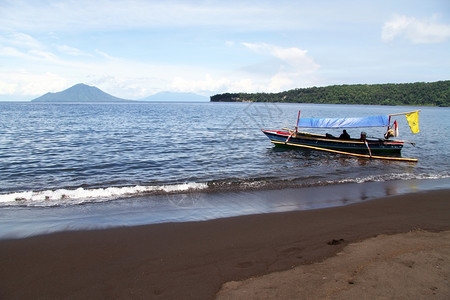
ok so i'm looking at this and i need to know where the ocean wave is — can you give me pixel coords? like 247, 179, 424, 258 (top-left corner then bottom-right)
1, 171, 449, 207
0, 182, 208, 207
320, 171, 450, 186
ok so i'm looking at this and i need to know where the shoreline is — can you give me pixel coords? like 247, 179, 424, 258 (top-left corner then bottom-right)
2, 177, 449, 240
1, 189, 449, 299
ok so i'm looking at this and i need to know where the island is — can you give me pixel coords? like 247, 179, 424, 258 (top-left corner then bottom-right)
210, 80, 450, 107
31, 83, 135, 103
31, 84, 209, 103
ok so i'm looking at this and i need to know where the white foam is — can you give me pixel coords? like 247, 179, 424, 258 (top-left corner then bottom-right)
1, 172, 449, 207
322, 171, 450, 186
0, 182, 209, 206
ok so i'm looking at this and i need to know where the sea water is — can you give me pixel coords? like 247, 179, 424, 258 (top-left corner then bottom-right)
1, 102, 449, 238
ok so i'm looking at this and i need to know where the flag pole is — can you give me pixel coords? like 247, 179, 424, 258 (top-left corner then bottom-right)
389, 110, 421, 117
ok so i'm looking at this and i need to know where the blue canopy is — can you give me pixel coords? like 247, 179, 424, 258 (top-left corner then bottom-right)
297, 115, 390, 128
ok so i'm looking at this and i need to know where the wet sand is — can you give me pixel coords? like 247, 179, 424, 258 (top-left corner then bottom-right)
0, 189, 449, 299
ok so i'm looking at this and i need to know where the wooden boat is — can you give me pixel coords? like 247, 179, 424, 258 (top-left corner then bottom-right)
262, 110, 420, 162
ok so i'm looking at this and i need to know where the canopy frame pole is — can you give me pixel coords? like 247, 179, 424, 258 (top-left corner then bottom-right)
285, 132, 294, 144
389, 110, 421, 117
364, 141, 373, 157
295, 110, 301, 134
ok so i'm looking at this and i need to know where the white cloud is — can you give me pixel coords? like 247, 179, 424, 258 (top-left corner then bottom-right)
0, 0, 296, 33
0, 32, 43, 59
0, 1, 447, 101
8, 32, 42, 49
57, 45, 91, 56
0, 70, 68, 97
87, 75, 160, 99
0, 46, 26, 58
241, 42, 320, 92
226, 78, 258, 93
0, 31, 317, 98
171, 74, 230, 94
2, 0, 363, 35
166, 43, 321, 95
95, 49, 117, 60
0, 31, 68, 64
382, 14, 450, 44
171, 74, 253, 95
242, 42, 319, 72
29, 49, 60, 62
0, 81, 17, 95
0, 45, 61, 64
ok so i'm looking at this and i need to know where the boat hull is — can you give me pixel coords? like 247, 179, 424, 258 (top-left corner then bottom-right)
262, 130, 404, 154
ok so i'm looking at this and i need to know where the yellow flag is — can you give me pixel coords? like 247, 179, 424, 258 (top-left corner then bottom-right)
405, 111, 420, 134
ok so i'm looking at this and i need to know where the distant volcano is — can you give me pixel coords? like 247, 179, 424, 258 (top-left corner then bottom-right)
31, 83, 134, 103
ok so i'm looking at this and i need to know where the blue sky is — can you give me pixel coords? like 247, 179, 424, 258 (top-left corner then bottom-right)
0, 0, 449, 100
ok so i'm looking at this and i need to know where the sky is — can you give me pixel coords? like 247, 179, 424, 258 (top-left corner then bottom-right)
0, 0, 449, 101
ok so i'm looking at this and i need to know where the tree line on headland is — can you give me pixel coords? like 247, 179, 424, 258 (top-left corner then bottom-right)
210, 80, 449, 107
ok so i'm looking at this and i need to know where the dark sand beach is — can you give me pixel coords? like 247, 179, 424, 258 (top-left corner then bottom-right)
1, 189, 449, 299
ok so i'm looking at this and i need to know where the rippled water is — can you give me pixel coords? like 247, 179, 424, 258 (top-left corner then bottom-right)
1, 102, 449, 206
1, 102, 449, 238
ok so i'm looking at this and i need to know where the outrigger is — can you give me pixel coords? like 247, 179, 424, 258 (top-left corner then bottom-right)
262, 110, 420, 162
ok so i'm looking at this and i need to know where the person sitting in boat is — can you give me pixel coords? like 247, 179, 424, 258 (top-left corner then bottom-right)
360, 131, 367, 141
339, 130, 350, 139
384, 129, 395, 139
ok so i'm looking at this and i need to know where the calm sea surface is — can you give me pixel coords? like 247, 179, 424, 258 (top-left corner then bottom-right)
1, 102, 449, 238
